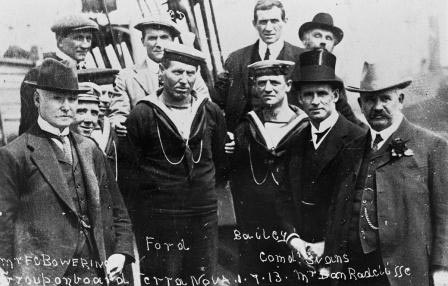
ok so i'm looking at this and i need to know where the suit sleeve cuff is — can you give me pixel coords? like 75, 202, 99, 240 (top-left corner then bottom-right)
286, 233, 300, 245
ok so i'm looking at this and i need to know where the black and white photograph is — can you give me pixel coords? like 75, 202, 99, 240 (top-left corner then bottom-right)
1, 0, 448, 285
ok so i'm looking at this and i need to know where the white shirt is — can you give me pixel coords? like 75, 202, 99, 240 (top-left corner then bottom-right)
258, 39, 285, 60
37, 116, 70, 150
369, 113, 403, 150
310, 112, 339, 149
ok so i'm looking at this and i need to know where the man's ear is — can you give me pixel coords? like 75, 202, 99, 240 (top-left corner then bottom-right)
285, 79, 292, 93
398, 92, 405, 103
34, 91, 40, 108
333, 88, 340, 103
357, 96, 362, 109
55, 35, 62, 49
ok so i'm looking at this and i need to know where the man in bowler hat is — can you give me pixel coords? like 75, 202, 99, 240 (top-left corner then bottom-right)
0, 58, 134, 285
324, 62, 448, 286
277, 50, 365, 283
299, 13, 344, 53
19, 14, 99, 135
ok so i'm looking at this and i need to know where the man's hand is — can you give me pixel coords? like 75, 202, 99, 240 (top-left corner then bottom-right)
225, 132, 235, 154
289, 237, 312, 263
113, 120, 128, 137
106, 254, 126, 282
307, 241, 325, 260
0, 268, 9, 286
433, 269, 448, 286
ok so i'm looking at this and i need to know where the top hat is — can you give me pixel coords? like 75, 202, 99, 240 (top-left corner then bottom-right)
51, 14, 99, 35
25, 58, 89, 94
293, 49, 343, 89
163, 42, 206, 67
134, 16, 181, 37
248, 60, 295, 78
346, 61, 412, 93
299, 13, 344, 45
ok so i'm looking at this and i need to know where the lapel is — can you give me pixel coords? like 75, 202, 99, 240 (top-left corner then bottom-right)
132, 60, 157, 96
27, 126, 78, 215
373, 118, 413, 169
311, 115, 351, 178
277, 41, 290, 60
242, 41, 260, 94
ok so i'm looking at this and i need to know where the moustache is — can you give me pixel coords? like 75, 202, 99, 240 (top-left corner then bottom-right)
369, 111, 390, 119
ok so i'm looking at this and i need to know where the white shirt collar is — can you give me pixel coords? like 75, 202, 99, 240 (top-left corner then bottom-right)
55, 50, 78, 68
369, 113, 404, 150
145, 57, 161, 73
38, 116, 70, 137
258, 39, 285, 60
310, 112, 339, 149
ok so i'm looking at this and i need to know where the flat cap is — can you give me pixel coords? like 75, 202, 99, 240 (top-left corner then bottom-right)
248, 60, 295, 78
163, 43, 206, 67
134, 17, 181, 37
78, 82, 101, 103
51, 14, 99, 35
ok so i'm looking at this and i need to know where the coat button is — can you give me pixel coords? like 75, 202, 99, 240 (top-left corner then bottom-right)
340, 219, 346, 225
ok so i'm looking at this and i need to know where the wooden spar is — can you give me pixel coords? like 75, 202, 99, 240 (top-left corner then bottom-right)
101, 0, 125, 68
198, 0, 218, 80
208, 0, 224, 67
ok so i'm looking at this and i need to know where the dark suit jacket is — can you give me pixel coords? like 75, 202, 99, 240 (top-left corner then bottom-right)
325, 118, 448, 286
213, 40, 305, 131
0, 125, 134, 281
277, 115, 365, 241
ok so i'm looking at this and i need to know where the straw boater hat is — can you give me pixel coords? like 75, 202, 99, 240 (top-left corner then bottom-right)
299, 13, 344, 45
134, 16, 181, 37
293, 49, 344, 90
346, 62, 412, 93
25, 58, 89, 93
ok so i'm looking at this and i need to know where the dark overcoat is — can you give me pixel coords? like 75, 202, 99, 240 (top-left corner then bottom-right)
0, 125, 134, 282
325, 118, 448, 286
277, 115, 366, 241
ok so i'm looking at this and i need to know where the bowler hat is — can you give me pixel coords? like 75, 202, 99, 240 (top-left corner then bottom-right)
346, 61, 412, 93
134, 17, 181, 37
51, 14, 99, 35
25, 58, 89, 94
293, 49, 344, 89
299, 13, 344, 45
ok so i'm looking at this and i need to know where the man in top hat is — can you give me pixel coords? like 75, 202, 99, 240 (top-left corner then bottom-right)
110, 16, 209, 137
0, 58, 134, 285
277, 49, 365, 279
228, 59, 309, 285
118, 43, 226, 284
19, 14, 99, 135
322, 62, 448, 286
213, 0, 306, 132
299, 12, 343, 53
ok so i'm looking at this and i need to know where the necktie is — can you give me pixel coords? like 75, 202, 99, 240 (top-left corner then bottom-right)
372, 133, 383, 151
264, 48, 271, 60
60, 135, 73, 165
76, 61, 87, 70
315, 128, 331, 144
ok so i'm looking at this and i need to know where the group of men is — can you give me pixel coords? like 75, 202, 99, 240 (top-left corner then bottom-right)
1, 0, 448, 286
